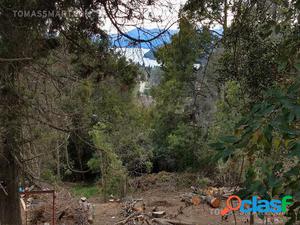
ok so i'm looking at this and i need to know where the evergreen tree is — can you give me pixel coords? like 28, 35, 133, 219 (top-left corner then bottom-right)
152, 18, 214, 171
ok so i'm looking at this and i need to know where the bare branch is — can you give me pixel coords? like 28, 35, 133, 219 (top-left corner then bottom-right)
0, 57, 32, 62
103, 2, 177, 43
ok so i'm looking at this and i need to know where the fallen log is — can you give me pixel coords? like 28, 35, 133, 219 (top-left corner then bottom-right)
180, 193, 196, 206
181, 193, 220, 208
152, 211, 166, 218
202, 195, 220, 208
191, 196, 201, 206
20, 198, 27, 211
115, 212, 139, 225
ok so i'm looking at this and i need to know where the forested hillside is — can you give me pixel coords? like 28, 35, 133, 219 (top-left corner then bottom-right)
0, 0, 299, 225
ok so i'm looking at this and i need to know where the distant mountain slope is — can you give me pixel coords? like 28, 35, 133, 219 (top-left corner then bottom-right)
143, 49, 156, 60
110, 28, 178, 49
111, 27, 223, 67
115, 48, 160, 67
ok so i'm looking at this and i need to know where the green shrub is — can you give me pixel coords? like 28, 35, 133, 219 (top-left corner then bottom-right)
71, 185, 100, 198
41, 169, 57, 183
195, 177, 211, 188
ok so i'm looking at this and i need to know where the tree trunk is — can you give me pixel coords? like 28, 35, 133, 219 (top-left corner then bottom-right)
0, 149, 22, 225
0, 68, 22, 224
57, 140, 61, 180
250, 212, 254, 225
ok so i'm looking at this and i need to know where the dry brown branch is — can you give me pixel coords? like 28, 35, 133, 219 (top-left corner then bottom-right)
0, 57, 32, 62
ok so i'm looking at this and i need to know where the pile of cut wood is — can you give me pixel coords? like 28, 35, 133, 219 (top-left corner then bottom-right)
115, 186, 236, 225
180, 186, 236, 208
116, 198, 198, 225
21, 188, 90, 225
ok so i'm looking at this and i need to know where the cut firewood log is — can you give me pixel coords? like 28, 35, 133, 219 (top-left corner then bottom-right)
181, 193, 220, 208
152, 211, 166, 218
133, 203, 146, 212
205, 189, 214, 196
222, 193, 232, 199
203, 195, 221, 208
180, 193, 195, 206
191, 196, 201, 206
20, 198, 26, 211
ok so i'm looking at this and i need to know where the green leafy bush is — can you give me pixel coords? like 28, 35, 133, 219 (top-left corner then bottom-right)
71, 185, 100, 198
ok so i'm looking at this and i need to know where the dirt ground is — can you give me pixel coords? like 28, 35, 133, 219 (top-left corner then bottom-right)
27, 173, 286, 225
89, 187, 286, 225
